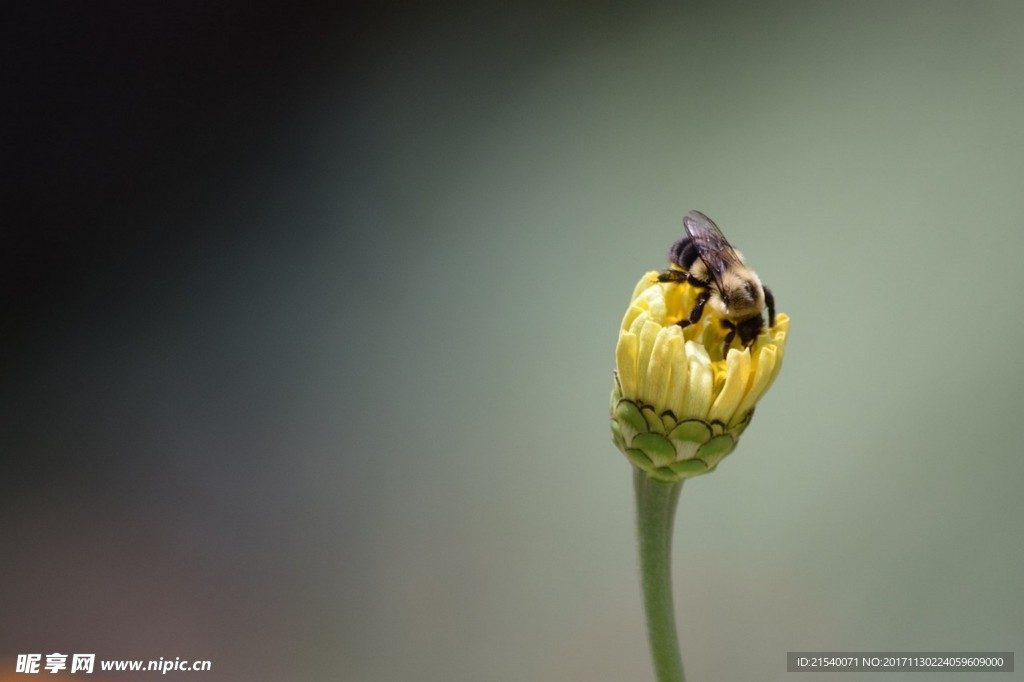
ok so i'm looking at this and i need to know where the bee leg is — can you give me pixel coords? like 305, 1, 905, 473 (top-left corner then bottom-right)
658, 269, 711, 289
675, 289, 711, 330
721, 320, 737, 357
658, 270, 712, 330
657, 270, 687, 284
763, 285, 776, 328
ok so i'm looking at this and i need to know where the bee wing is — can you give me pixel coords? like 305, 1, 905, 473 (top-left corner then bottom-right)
683, 210, 745, 289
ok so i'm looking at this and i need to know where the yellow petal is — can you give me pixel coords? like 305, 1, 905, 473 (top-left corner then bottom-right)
620, 303, 646, 335
635, 319, 661, 402
682, 341, 713, 419
665, 329, 688, 416
628, 308, 649, 336
628, 272, 661, 304
731, 344, 776, 426
709, 347, 751, 424
643, 326, 677, 407
615, 331, 639, 399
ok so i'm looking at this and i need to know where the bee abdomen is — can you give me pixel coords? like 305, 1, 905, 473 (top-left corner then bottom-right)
668, 237, 701, 271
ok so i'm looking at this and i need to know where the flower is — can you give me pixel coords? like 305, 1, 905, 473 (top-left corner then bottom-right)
610, 272, 789, 482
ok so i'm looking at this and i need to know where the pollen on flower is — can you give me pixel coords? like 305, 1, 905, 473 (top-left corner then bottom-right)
611, 272, 788, 482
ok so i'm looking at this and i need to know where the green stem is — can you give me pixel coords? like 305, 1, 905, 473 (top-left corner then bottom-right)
633, 466, 685, 682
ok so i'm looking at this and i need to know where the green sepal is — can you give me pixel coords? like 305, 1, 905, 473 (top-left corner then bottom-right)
611, 392, 752, 481
632, 432, 676, 468
640, 406, 664, 434
610, 419, 627, 452
646, 466, 681, 483
610, 399, 643, 436
668, 419, 712, 444
624, 448, 654, 470
669, 459, 709, 476
696, 434, 736, 467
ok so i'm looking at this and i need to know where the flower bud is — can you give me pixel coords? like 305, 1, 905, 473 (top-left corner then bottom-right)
611, 272, 788, 482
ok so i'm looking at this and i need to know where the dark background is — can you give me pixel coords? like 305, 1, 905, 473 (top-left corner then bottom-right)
5, 2, 1024, 680
5, 3, 384, 679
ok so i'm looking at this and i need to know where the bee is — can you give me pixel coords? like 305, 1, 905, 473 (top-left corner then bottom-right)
658, 210, 775, 357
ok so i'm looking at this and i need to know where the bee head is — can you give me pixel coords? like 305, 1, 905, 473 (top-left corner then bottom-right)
735, 314, 765, 348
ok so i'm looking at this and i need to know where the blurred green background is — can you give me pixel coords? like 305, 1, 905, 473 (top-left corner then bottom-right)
4, 1, 1024, 680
